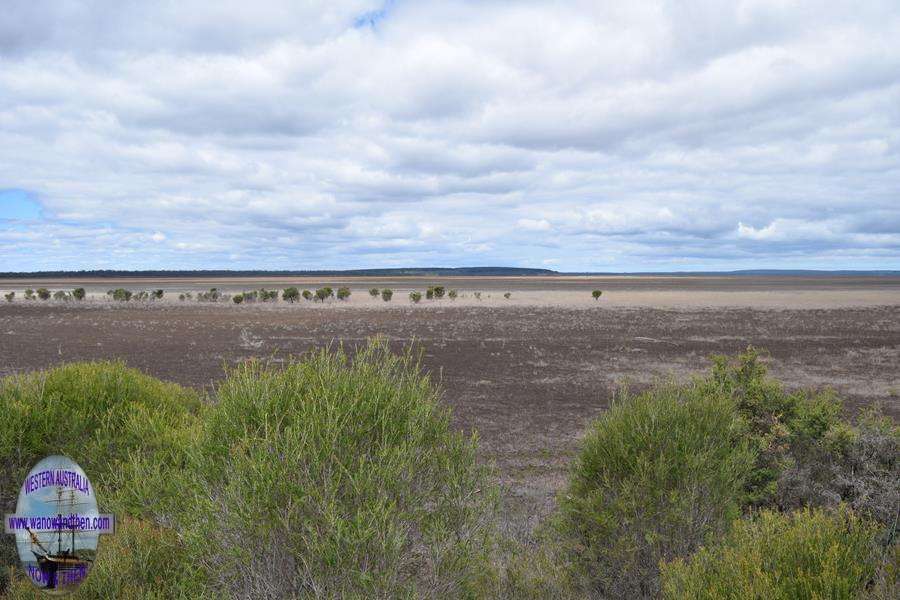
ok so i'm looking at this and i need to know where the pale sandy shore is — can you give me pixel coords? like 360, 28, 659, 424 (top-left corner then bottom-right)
0, 276, 897, 309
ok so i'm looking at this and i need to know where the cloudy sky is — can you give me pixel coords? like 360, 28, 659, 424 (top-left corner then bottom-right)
1, 0, 898, 272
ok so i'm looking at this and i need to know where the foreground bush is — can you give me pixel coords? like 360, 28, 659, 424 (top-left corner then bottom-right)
558, 380, 756, 598
661, 506, 885, 599
179, 339, 496, 597
0, 362, 201, 594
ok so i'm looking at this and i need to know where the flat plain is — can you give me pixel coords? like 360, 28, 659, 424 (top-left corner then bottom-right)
1, 275, 898, 530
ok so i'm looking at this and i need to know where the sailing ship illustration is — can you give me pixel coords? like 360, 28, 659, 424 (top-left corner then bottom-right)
23, 488, 93, 591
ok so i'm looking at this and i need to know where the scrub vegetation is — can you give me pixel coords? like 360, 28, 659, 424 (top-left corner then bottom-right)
0, 346, 895, 599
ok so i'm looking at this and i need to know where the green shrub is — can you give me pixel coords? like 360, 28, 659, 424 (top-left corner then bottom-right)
197, 288, 219, 302
52, 290, 69, 301
72, 287, 86, 300
315, 287, 329, 302
179, 340, 497, 597
111, 288, 132, 302
409, 291, 422, 303
700, 348, 879, 508
152, 289, 164, 300
661, 507, 884, 600
36, 288, 50, 300
558, 380, 756, 598
448, 289, 458, 300
369, 288, 379, 297
337, 286, 351, 301
776, 405, 899, 527
381, 288, 393, 302
282, 287, 299, 303
0, 362, 201, 594
3, 292, 13, 302
426, 286, 435, 300
302, 289, 313, 301
134, 290, 149, 301
503, 292, 511, 299
178, 293, 186, 301
23, 289, 34, 300
434, 286, 445, 299
592, 290, 602, 300
232, 293, 244, 304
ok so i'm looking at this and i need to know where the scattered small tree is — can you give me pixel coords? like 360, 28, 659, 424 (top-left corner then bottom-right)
323, 286, 334, 299
112, 288, 132, 302
72, 288, 86, 301
153, 289, 164, 300
282, 287, 300, 303
302, 290, 312, 301
426, 287, 435, 300
24, 288, 35, 300
592, 290, 603, 300
409, 291, 422, 303
232, 294, 244, 304
4, 292, 14, 302
504, 292, 511, 299
381, 288, 393, 302
315, 288, 329, 302
36, 288, 51, 300
448, 289, 458, 300
369, 288, 379, 298
134, 291, 149, 301
433, 286, 445, 299
336, 287, 351, 301
258, 288, 278, 302
53, 290, 69, 301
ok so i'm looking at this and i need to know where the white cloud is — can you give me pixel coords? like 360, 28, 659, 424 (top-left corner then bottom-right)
1, 0, 899, 271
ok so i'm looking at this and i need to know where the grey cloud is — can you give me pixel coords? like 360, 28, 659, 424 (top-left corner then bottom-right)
1, 0, 898, 271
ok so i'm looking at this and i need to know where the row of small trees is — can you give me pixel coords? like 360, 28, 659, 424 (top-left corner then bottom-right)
4, 287, 88, 302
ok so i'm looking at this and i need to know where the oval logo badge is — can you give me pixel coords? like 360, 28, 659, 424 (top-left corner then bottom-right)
5, 456, 115, 594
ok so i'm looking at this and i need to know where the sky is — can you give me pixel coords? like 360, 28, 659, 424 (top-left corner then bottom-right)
1, 0, 899, 273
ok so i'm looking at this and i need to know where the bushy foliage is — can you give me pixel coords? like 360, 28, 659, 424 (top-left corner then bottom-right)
381, 288, 393, 302
3, 292, 13, 302
232, 293, 244, 304
282, 287, 299, 303
448, 289, 458, 300
302, 289, 313, 301
434, 286, 445, 299
259, 288, 279, 302
409, 291, 422, 303
775, 405, 899, 527
23, 289, 34, 300
0, 362, 201, 594
72, 287, 86, 300
503, 292, 511, 299
315, 287, 330, 302
701, 348, 899, 517
558, 380, 756, 598
134, 290, 149, 301
369, 288, 379, 297
661, 506, 885, 600
592, 290, 602, 300
177, 340, 496, 597
152, 289, 164, 300
52, 290, 69, 301
36, 288, 50, 300
197, 288, 220, 302
336, 286, 351, 301
110, 288, 132, 302
426, 286, 435, 300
